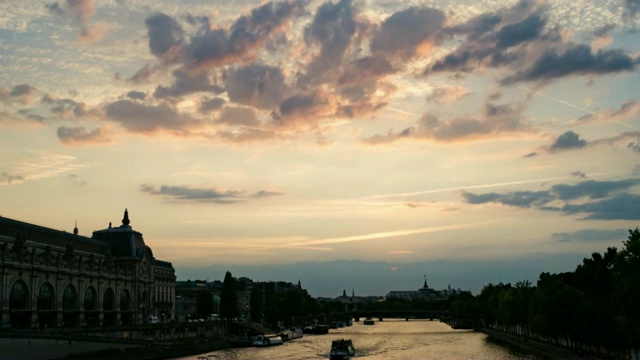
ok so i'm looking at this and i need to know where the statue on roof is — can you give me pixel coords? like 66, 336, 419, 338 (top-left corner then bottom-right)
122, 208, 130, 226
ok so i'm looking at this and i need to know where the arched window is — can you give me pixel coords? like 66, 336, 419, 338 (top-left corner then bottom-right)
103, 288, 114, 311
84, 287, 96, 311
10, 280, 29, 310
120, 289, 130, 311
37, 283, 55, 310
62, 285, 77, 311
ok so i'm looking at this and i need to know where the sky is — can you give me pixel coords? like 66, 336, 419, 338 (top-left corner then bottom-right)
1, 0, 640, 297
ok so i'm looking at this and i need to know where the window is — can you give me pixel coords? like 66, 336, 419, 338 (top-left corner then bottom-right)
62, 285, 77, 311
10, 281, 28, 310
120, 289, 130, 311
103, 288, 114, 311
37, 283, 55, 310
84, 287, 96, 311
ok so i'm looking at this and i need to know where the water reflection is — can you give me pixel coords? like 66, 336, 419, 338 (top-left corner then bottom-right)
177, 319, 545, 360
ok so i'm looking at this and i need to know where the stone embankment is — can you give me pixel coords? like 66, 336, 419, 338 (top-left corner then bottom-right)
478, 327, 612, 360
65, 336, 229, 360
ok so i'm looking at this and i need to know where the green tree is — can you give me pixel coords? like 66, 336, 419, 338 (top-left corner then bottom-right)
220, 271, 238, 320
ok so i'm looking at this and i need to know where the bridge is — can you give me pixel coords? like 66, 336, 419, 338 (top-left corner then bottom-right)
320, 310, 480, 329
348, 309, 450, 321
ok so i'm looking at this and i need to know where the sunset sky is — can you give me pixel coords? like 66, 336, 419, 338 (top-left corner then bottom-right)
2, 0, 639, 296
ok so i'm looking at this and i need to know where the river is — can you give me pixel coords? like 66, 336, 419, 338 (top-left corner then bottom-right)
176, 319, 545, 360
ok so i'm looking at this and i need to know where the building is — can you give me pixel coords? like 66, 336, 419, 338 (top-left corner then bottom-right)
385, 279, 469, 301
175, 279, 207, 321
0, 209, 176, 328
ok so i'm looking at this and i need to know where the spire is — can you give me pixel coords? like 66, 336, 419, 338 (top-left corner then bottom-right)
342, 289, 347, 297
122, 208, 130, 226
352, 288, 354, 298
73, 220, 78, 235
423, 275, 428, 289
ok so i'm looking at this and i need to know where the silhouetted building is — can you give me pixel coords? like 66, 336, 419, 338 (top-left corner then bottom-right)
385, 278, 468, 300
0, 209, 175, 328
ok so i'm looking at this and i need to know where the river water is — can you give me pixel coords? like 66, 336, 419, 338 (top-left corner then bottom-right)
177, 319, 545, 360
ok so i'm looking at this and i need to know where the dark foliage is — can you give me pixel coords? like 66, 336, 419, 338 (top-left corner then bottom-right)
451, 227, 640, 356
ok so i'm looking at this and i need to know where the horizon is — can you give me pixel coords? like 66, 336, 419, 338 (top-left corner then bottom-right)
2, 0, 639, 297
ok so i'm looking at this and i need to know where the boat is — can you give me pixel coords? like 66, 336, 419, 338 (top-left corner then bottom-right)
303, 324, 329, 334
252, 334, 284, 347
363, 317, 375, 325
289, 327, 304, 339
329, 339, 356, 359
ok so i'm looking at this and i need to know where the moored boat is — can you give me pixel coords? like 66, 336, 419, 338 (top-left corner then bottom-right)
253, 334, 284, 347
363, 317, 375, 325
329, 338, 356, 360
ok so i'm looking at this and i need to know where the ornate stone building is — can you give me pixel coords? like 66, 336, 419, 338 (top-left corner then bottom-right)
0, 209, 175, 328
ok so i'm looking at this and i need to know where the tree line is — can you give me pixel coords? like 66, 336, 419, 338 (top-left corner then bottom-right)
450, 228, 640, 358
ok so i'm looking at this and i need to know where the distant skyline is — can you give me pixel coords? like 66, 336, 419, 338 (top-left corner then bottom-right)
2, 0, 639, 297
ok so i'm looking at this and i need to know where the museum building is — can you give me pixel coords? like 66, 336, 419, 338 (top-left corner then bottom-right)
0, 209, 175, 328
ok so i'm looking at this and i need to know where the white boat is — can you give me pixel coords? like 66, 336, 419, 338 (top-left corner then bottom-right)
363, 317, 375, 325
330, 339, 356, 359
253, 334, 284, 347
289, 327, 303, 339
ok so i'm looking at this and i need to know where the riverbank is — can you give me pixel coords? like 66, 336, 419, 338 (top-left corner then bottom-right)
64, 336, 229, 360
478, 327, 596, 360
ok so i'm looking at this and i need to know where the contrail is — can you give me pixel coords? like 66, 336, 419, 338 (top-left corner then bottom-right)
289, 221, 497, 247
385, 106, 421, 117
518, 86, 596, 114
363, 172, 617, 200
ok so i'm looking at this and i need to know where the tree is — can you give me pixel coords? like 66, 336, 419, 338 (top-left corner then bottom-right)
195, 289, 214, 318
220, 271, 238, 320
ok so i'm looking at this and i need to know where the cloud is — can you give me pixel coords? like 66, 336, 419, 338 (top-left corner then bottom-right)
184, 1, 305, 71
301, 0, 359, 85
629, 141, 640, 153
426, 85, 470, 104
363, 102, 529, 144
0, 110, 47, 125
574, 99, 640, 126
225, 64, 290, 109
571, 170, 587, 178
145, 12, 184, 61
217, 106, 260, 127
1, 84, 37, 104
154, 70, 222, 99
47, 0, 106, 44
501, 45, 636, 84
427, 4, 548, 74
251, 190, 284, 199
128, 64, 160, 84
212, 128, 278, 143
140, 184, 283, 203
47, 97, 93, 118
0, 150, 85, 186
550, 130, 587, 151
126, 91, 146, 100
551, 179, 640, 200
552, 228, 629, 243
461, 178, 640, 220
57, 126, 113, 145
1, 172, 25, 185
271, 89, 335, 129
104, 99, 204, 135
67, 173, 86, 187
552, 194, 640, 220
370, 6, 445, 59
623, 0, 640, 22
198, 97, 226, 113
